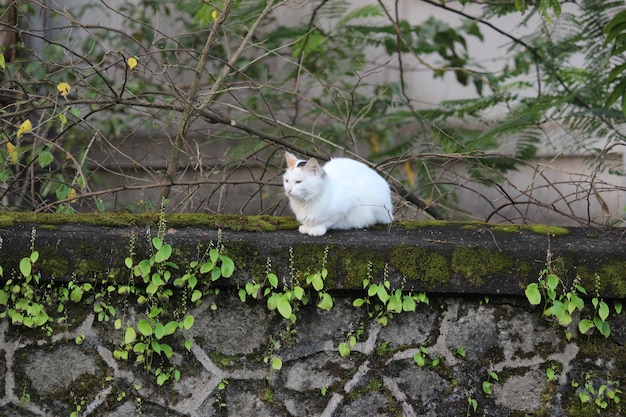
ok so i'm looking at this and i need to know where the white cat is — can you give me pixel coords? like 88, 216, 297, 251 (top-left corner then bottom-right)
283, 151, 393, 236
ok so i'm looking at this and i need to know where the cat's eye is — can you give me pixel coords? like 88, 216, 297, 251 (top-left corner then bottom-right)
295, 180, 302, 184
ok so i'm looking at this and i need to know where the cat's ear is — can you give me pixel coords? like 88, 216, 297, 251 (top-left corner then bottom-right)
303, 158, 323, 176
285, 152, 299, 169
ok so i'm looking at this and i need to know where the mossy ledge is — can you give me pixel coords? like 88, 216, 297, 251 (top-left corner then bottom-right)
0, 213, 624, 297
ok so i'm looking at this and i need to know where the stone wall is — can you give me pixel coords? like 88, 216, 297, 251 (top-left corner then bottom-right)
0, 214, 625, 417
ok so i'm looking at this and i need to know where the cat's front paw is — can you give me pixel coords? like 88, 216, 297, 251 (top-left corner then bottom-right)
299, 224, 327, 236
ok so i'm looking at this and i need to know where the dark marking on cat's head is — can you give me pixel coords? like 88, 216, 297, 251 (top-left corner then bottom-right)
297, 161, 307, 168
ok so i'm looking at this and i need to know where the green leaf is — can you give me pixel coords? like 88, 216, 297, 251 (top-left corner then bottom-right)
124, 257, 133, 269
220, 257, 235, 278
209, 248, 219, 263
615, 301, 623, 314
191, 289, 202, 303
124, 327, 137, 344
338, 342, 351, 357
161, 343, 173, 358
268, 273, 278, 288
155, 244, 172, 263
0, 289, 9, 306
482, 381, 493, 395
211, 267, 221, 281
308, 273, 324, 291
267, 293, 279, 311
524, 283, 541, 305
163, 321, 178, 337
276, 295, 293, 319
317, 292, 333, 311
579, 318, 595, 335
0, 52, 5, 70
183, 315, 195, 330
594, 317, 611, 338
293, 286, 304, 300
376, 285, 389, 304
402, 296, 416, 312
387, 293, 403, 313
133, 342, 146, 353
271, 357, 282, 370
137, 319, 153, 336
19, 258, 32, 277
598, 301, 610, 321
70, 286, 83, 302
353, 298, 365, 307
154, 322, 165, 339
413, 352, 425, 367
37, 150, 54, 169
546, 274, 559, 290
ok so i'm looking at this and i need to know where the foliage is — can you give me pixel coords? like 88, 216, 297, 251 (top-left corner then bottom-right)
525, 251, 621, 338
0, 0, 622, 224
353, 263, 429, 326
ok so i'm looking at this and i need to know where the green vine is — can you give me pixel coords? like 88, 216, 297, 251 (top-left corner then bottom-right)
524, 251, 622, 338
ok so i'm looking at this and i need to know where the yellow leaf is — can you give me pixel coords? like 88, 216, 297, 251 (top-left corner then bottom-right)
17, 120, 32, 139
211, 10, 219, 21
127, 57, 138, 70
67, 188, 78, 203
6, 142, 18, 164
404, 162, 416, 186
0, 52, 5, 71
56, 82, 71, 97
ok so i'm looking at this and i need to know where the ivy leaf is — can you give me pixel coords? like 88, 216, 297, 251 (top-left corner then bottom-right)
191, 289, 202, 303
271, 357, 282, 370
155, 244, 172, 263
524, 283, 541, 305
276, 295, 292, 319
19, 258, 31, 277
0, 289, 8, 306
220, 256, 235, 278
124, 327, 137, 344
387, 293, 403, 313
70, 286, 83, 302
482, 381, 493, 395
353, 298, 365, 307
317, 292, 333, 311
402, 295, 416, 312
267, 273, 278, 288
163, 321, 178, 337
338, 342, 351, 357
182, 315, 195, 330
598, 301, 610, 321
413, 352, 426, 367
578, 319, 595, 335
137, 319, 153, 336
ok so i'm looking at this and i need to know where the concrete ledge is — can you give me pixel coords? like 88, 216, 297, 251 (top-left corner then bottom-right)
1, 214, 624, 297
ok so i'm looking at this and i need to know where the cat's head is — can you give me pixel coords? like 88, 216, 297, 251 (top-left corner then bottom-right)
283, 152, 325, 201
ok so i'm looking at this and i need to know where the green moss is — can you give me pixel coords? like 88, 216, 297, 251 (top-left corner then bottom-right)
389, 246, 450, 290
0, 213, 300, 232
395, 219, 470, 229
222, 241, 267, 281
451, 247, 516, 286
596, 260, 626, 297
37, 246, 69, 278
339, 250, 386, 288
